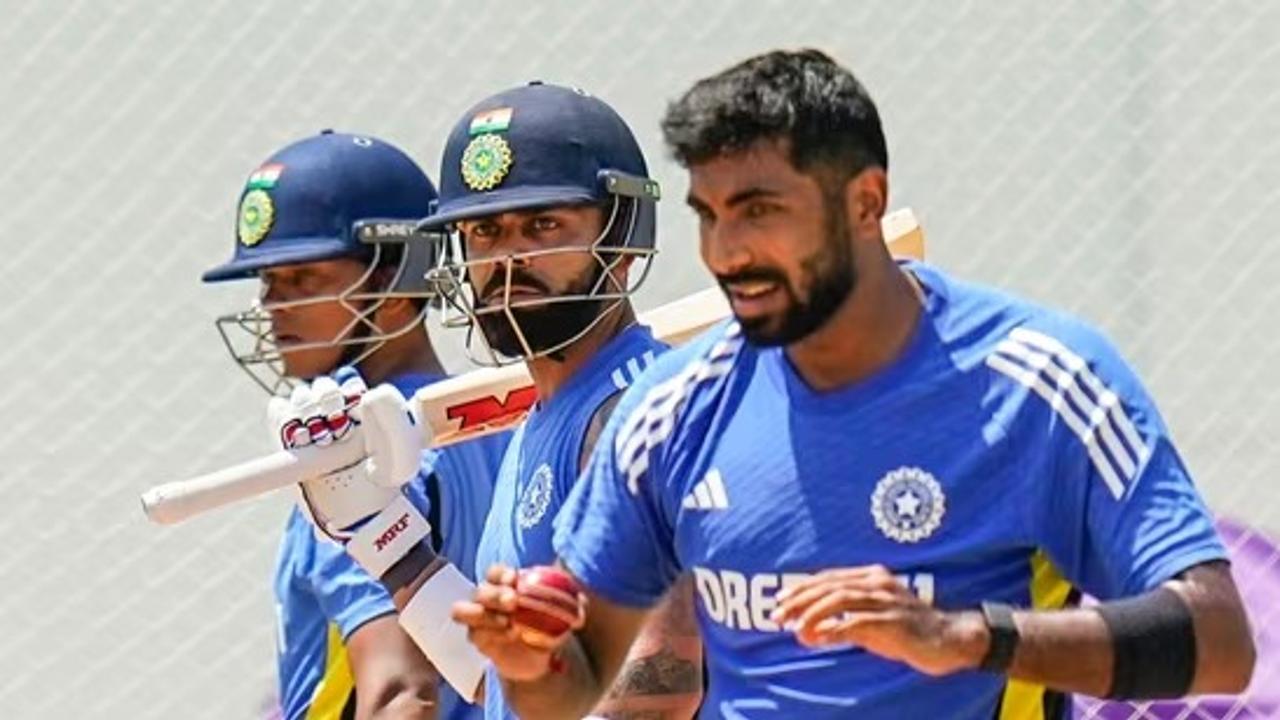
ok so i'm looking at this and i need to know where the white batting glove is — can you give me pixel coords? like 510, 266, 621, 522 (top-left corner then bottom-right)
270, 370, 489, 700
266, 369, 425, 554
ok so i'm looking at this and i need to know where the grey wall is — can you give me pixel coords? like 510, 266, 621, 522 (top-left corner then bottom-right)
2, 1, 1276, 716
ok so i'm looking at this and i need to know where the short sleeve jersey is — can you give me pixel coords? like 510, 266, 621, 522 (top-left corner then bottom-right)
473, 324, 665, 720
555, 262, 1226, 720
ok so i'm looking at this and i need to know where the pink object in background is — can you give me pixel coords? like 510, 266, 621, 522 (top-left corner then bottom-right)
1076, 518, 1280, 719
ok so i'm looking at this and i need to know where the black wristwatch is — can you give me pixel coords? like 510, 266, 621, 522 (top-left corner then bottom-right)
979, 601, 1021, 672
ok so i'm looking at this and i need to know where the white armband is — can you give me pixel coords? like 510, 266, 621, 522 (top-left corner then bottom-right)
399, 562, 488, 702
346, 494, 432, 578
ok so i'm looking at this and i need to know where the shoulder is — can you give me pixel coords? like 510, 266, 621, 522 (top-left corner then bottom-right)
607, 321, 751, 490
910, 261, 1039, 369
580, 390, 627, 470
911, 262, 1143, 396
930, 270, 1164, 499
633, 318, 745, 388
578, 327, 670, 468
615, 320, 746, 421
977, 297, 1148, 412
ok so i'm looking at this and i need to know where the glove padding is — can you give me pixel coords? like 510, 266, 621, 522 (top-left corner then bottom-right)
267, 368, 422, 539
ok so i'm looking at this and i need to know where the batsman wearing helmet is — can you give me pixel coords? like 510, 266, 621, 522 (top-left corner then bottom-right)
268, 84, 703, 719
203, 130, 508, 720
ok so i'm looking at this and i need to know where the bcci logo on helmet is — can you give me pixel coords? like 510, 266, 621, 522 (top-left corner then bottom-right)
870, 466, 946, 543
461, 133, 514, 191
238, 189, 274, 247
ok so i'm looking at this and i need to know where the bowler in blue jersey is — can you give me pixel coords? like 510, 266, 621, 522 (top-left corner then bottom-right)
463, 50, 1256, 719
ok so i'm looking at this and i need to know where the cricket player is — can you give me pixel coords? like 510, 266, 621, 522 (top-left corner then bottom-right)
457, 50, 1255, 718
203, 130, 507, 720
269, 84, 703, 719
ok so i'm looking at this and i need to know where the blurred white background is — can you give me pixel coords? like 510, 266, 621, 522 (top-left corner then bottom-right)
2, 1, 1277, 717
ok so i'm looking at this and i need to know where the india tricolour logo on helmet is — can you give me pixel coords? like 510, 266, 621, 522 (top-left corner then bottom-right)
469, 107, 512, 135
238, 189, 274, 247
870, 466, 946, 543
461, 134, 514, 191
246, 163, 283, 190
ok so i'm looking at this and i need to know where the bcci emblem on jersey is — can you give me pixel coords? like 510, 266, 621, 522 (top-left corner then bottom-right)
871, 466, 946, 543
518, 463, 554, 529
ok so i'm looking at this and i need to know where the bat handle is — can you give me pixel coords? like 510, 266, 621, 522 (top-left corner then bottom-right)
140, 440, 366, 525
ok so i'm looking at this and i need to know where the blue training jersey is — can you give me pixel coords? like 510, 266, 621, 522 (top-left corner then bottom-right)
274, 372, 509, 720
555, 261, 1227, 720
473, 324, 664, 720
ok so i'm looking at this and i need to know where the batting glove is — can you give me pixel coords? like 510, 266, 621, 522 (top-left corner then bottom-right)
266, 368, 429, 577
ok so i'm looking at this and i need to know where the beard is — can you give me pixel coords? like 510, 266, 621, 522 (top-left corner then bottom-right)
473, 263, 607, 360
721, 194, 858, 347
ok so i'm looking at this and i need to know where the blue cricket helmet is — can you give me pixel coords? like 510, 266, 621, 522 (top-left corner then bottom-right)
420, 82, 659, 251
203, 130, 441, 395
203, 130, 438, 283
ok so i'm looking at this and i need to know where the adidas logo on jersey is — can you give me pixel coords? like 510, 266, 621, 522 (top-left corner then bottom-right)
682, 469, 729, 510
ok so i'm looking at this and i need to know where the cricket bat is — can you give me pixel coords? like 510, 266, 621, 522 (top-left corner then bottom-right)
141, 208, 926, 525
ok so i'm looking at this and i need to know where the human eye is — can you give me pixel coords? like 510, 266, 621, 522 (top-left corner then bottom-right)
529, 215, 561, 233
743, 201, 780, 220
466, 220, 501, 239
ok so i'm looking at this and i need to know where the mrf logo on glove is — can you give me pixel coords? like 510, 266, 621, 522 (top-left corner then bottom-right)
375, 513, 414, 552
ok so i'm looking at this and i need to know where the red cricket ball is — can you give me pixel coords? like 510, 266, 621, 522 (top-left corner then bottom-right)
512, 565, 583, 648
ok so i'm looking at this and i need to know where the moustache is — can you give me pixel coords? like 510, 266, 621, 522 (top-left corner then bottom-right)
478, 271, 552, 305
715, 267, 788, 288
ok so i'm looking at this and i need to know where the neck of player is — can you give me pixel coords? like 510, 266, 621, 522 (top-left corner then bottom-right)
356, 328, 446, 387
526, 302, 636, 402
785, 243, 923, 393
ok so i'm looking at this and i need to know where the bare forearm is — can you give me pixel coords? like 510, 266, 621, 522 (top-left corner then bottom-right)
502, 585, 664, 720
948, 563, 1253, 698
348, 616, 440, 720
927, 607, 1114, 697
1169, 562, 1254, 694
592, 579, 703, 719
502, 636, 608, 720
591, 640, 702, 719
499, 633, 698, 720
366, 690, 436, 720
1010, 564, 1252, 697
1005, 607, 1113, 696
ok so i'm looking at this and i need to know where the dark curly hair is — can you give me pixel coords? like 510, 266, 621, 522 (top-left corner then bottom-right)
661, 49, 887, 184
